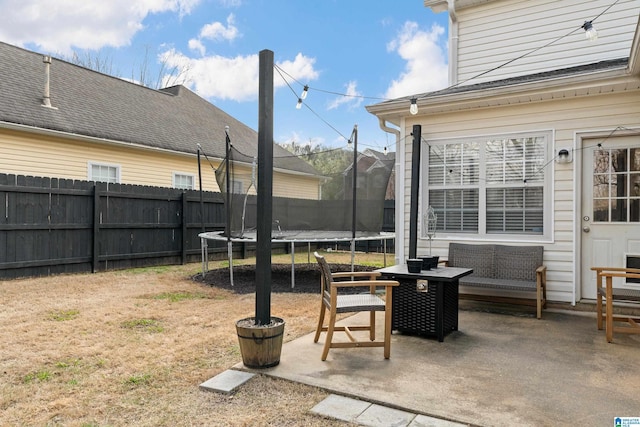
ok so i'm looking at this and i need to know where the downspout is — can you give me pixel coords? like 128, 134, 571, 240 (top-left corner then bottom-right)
448, 0, 458, 85
377, 118, 403, 265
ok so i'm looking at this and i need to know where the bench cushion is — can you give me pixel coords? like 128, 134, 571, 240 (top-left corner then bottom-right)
460, 276, 537, 292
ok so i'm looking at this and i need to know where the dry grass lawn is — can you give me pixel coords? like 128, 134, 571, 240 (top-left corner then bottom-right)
0, 251, 390, 426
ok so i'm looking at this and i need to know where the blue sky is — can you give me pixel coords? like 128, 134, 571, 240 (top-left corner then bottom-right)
0, 0, 450, 152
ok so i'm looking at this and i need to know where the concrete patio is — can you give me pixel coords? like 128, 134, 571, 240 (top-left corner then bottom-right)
234, 302, 640, 426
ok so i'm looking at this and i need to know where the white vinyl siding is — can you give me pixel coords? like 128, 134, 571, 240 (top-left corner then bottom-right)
455, 0, 639, 85
403, 90, 640, 303
0, 129, 322, 199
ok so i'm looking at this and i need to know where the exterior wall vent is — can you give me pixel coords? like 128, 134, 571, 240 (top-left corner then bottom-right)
626, 254, 640, 284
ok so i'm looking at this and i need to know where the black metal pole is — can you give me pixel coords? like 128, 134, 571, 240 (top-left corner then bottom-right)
225, 127, 231, 240
409, 124, 421, 259
197, 145, 204, 233
255, 49, 274, 325
351, 125, 358, 240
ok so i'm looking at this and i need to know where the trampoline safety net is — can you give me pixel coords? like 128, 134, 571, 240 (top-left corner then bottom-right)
215, 143, 394, 240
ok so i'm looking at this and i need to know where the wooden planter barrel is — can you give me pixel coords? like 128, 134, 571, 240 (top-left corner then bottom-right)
235, 317, 285, 368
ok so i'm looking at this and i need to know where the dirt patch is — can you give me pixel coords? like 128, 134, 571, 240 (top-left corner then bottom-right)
194, 263, 376, 294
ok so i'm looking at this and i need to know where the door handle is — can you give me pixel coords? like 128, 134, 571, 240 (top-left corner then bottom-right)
583, 226, 590, 233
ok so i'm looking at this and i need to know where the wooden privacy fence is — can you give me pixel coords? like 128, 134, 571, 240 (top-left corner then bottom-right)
0, 174, 227, 279
0, 174, 395, 279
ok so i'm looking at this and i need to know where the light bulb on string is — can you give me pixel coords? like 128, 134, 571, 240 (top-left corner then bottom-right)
582, 21, 598, 41
296, 98, 302, 110
300, 85, 309, 100
410, 98, 418, 115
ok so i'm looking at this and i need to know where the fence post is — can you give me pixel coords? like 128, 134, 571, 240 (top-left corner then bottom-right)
92, 184, 99, 273
181, 192, 187, 264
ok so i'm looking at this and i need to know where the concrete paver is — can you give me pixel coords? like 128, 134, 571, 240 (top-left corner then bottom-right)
199, 369, 255, 394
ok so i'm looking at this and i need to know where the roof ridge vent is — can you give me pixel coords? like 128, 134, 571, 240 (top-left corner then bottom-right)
41, 55, 58, 110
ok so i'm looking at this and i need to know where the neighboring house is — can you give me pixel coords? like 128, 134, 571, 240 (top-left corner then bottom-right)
367, 0, 640, 305
342, 148, 396, 200
0, 42, 321, 199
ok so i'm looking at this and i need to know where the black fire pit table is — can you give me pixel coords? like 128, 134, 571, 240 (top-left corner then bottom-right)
375, 264, 473, 342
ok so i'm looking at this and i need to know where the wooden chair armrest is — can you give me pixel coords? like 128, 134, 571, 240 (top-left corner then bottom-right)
591, 266, 640, 274
332, 271, 381, 280
536, 265, 546, 273
330, 280, 398, 290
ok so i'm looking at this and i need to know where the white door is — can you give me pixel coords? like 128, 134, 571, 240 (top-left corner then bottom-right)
581, 135, 640, 299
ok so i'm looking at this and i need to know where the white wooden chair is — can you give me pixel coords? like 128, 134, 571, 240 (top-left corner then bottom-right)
314, 252, 398, 361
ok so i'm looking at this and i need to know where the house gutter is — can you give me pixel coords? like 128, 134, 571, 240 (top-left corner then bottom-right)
367, 65, 633, 121
376, 118, 403, 265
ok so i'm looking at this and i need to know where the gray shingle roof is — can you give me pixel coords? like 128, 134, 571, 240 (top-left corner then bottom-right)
0, 41, 317, 175
376, 57, 630, 105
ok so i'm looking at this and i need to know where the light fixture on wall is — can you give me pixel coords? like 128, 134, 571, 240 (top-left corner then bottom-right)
582, 20, 598, 41
556, 148, 573, 164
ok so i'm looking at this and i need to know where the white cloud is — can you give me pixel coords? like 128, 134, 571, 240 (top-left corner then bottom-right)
327, 81, 362, 110
200, 14, 239, 41
188, 39, 206, 56
188, 14, 240, 56
159, 49, 319, 102
0, 0, 201, 55
385, 21, 448, 99
277, 53, 320, 84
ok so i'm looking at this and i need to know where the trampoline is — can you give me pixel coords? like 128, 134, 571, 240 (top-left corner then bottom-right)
198, 125, 396, 287
199, 230, 395, 288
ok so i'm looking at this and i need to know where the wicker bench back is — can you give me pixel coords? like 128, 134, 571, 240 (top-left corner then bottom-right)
448, 243, 543, 282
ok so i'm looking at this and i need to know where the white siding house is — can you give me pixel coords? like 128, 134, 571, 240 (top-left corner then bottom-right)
367, 0, 640, 306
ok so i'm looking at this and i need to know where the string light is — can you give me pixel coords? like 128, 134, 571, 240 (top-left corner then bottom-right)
278, 1, 618, 144
582, 21, 598, 41
410, 98, 418, 115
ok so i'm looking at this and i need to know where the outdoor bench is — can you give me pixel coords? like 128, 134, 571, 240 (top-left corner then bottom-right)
445, 243, 547, 318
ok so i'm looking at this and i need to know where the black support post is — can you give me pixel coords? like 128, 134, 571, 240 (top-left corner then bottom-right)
409, 124, 421, 259
255, 49, 274, 325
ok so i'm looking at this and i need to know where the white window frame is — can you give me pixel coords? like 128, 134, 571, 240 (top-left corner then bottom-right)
88, 162, 120, 183
173, 172, 195, 190
422, 131, 553, 243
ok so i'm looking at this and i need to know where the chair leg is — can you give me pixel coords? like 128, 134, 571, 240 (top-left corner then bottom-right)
384, 296, 392, 359
314, 302, 326, 343
596, 293, 603, 331
321, 308, 337, 361
369, 311, 376, 341
536, 283, 542, 319
605, 276, 613, 343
